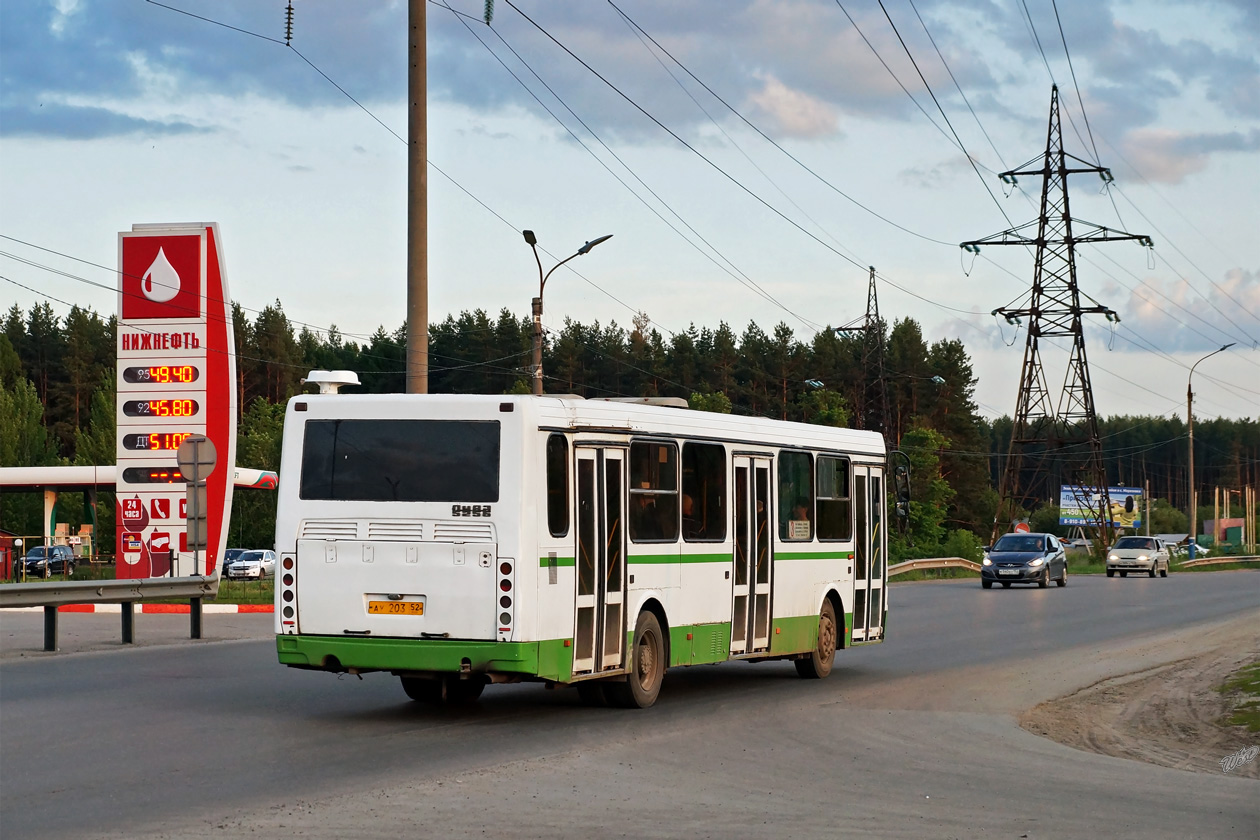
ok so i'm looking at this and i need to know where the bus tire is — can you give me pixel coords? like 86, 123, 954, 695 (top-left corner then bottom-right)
606, 611, 665, 709
401, 675, 485, 705
400, 676, 443, 703
795, 599, 837, 679
576, 681, 608, 707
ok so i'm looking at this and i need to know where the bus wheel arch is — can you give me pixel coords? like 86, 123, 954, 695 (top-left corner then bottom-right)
630, 595, 671, 667
795, 594, 839, 679
825, 589, 846, 650
606, 603, 668, 709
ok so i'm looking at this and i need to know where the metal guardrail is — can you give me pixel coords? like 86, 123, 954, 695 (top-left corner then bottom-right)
1177, 555, 1260, 569
0, 575, 221, 651
888, 557, 982, 577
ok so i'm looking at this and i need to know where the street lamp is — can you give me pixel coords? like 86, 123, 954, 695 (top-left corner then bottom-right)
1187, 342, 1234, 559
523, 230, 613, 396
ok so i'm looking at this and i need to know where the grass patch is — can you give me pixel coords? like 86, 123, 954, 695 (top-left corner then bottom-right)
891, 567, 978, 582
1178, 561, 1260, 573
1219, 660, 1260, 732
211, 578, 274, 604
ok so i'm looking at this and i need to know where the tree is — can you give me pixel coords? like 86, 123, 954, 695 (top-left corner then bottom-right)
0, 334, 20, 389
798, 388, 850, 428
73, 373, 116, 467
0, 377, 59, 467
688, 391, 732, 414
229, 398, 287, 549
888, 427, 956, 562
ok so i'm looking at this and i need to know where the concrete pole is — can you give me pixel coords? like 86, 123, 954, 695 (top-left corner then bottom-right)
1187, 380, 1196, 558
406, 0, 428, 394
1187, 343, 1234, 559
531, 296, 543, 396
1145, 479, 1150, 536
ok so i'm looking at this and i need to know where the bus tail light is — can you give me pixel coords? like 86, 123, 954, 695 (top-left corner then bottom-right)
278, 552, 297, 633
498, 557, 515, 641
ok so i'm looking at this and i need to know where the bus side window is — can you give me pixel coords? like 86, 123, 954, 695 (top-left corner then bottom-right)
816, 456, 852, 541
546, 434, 569, 537
778, 451, 813, 541
629, 441, 679, 543
681, 442, 725, 542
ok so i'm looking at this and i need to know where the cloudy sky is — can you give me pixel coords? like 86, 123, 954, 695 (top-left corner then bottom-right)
2, 0, 1257, 421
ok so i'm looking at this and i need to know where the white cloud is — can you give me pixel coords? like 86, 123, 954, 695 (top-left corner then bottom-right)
745, 75, 838, 139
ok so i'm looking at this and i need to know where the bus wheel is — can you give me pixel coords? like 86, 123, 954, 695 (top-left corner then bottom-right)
606, 611, 665, 709
445, 677, 486, 704
795, 600, 837, 679
576, 682, 608, 707
401, 676, 443, 703
401, 676, 485, 704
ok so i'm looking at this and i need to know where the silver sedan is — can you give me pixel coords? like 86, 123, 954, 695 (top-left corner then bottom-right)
226, 550, 276, 580
1106, 536, 1170, 578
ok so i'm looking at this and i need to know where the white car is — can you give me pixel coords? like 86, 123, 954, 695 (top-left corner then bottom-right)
1106, 536, 1169, 578
226, 549, 276, 580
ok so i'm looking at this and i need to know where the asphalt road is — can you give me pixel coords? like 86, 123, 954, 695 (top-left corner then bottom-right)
1, 571, 1256, 839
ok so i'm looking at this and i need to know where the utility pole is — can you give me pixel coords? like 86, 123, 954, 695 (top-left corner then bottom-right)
406, 0, 429, 394
962, 86, 1152, 547
1186, 343, 1232, 557
859, 266, 890, 437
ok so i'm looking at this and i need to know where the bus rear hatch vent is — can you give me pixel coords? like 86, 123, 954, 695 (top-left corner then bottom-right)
367, 521, 425, 540
300, 520, 359, 540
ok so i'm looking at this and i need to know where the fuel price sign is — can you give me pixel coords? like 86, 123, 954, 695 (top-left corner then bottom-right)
116, 223, 236, 579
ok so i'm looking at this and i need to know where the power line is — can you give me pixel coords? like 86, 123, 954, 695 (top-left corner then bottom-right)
142, 0, 674, 343
498, 1, 886, 290
905, 0, 1010, 172
1049, 0, 1101, 167
607, 0, 956, 249
873, 0, 1024, 237
440, 3, 807, 334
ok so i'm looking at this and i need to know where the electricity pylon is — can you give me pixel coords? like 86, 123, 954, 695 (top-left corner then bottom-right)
840, 267, 890, 435
961, 85, 1152, 545
860, 266, 890, 436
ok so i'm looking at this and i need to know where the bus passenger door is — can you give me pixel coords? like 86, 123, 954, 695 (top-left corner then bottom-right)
573, 447, 627, 675
853, 465, 886, 642
731, 455, 773, 655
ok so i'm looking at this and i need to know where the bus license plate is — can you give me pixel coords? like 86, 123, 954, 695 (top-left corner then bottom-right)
367, 600, 424, 615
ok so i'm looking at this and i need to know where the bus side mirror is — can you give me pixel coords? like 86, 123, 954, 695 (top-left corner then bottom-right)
890, 451, 911, 536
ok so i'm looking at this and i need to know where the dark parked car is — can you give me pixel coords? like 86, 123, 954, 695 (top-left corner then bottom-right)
22, 545, 76, 578
981, 533, 1067, 589
221, 548, 247, 576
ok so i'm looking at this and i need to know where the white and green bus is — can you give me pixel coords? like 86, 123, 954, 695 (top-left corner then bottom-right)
274, 392, 898, 708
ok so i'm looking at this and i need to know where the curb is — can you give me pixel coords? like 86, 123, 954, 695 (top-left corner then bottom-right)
1, 603, 274, 614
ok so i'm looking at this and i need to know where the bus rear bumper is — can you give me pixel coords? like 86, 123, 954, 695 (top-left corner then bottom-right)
276, 634, 573, 681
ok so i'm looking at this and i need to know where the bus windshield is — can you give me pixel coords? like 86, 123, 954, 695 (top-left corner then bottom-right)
299, 419, 500, 502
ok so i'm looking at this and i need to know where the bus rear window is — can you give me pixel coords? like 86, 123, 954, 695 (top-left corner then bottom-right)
300, 419, 500, 502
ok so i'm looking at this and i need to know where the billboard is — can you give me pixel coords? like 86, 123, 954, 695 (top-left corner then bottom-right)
116, 223, 236, 578
1059, 485, 1143, 528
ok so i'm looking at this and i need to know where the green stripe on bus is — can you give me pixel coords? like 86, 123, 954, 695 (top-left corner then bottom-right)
628, 552, 730, 565
775, 550, 855, 561
538, 556, 576, 567
277, 635, 577, 683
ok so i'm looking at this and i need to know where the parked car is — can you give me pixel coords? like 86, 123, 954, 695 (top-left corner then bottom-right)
980, 532, 1068, 589
22, 545, 76, 578
226, 549, 276, 581
1107, 536, 1170, 578
220, 548, 247, 576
